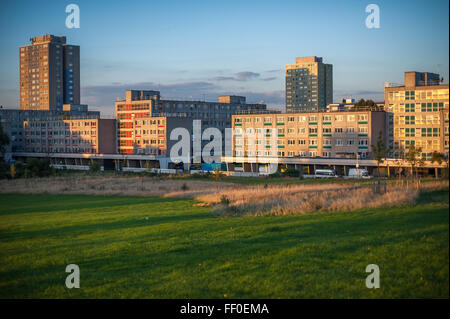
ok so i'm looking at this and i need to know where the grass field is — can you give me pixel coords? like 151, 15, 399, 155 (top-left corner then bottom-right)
0, 189, 448, 298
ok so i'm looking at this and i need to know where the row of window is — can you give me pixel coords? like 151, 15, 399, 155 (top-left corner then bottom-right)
394, 139, 440, 150
25, 147, 96, 153
394, 127, 441, 137
391, 102, 446, 113
388, 89, 449, 101
394, 114, 440, 125
234, 150, 368, 158
26, 138, 95, 145
234, 126, 369, 135
120, 139, 165, 146
26, 130, 97, 136
25, 121, 96, 128
235, 139, 369, 147
235, 114, 369, 124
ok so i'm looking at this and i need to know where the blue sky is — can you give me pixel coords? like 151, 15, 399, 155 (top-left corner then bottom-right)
0, 0, 448, 115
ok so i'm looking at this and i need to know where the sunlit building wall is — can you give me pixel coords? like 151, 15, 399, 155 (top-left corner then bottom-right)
115, 90, 266, 155
232, 110, 386, 159
20, 35, 80, 111
385, 72, 449, 159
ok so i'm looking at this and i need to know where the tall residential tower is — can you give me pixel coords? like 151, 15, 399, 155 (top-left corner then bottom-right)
19, 35, 80, 111
285, 56, 333, 113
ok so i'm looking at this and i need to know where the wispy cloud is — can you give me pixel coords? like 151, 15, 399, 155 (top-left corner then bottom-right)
212, 76, 236, 81
235, 71, 260, 81
211, 71, 261, 82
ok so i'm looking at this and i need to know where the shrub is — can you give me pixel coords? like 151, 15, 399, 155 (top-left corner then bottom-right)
0, 161, 8, 179
213, 168, 224, 181
26, 158, 54, 177
283, 168, 301, 177
220, 195, 230, 206
89, 160, 101, 172
269, 171, 283, 178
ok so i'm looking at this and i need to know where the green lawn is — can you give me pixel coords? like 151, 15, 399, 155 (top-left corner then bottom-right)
0, 190, 448, 298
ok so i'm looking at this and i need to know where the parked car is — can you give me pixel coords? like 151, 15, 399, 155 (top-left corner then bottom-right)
347, 168, 372, 179
314, 169, 339, 178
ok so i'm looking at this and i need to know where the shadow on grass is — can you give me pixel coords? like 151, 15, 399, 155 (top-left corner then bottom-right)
0, 211, 212, 242
0, 194, 189, 216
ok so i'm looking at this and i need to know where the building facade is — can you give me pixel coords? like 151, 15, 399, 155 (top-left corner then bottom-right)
115, 90, 266, 155
285, 56, 333, 113
117, 115, 192, 156
385, 72, 449, 159
22, 118, 116, 154
232, 110, 386, 159
0, 109, 101, 154
20, 35, 80, 111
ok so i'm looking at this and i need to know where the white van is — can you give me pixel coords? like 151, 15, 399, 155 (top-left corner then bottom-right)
314, 169, 339, 178
348, 168, 372, 179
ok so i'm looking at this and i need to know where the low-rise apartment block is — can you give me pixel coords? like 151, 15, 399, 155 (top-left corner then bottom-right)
385, 72, 449, 159
232, 110, 386, 159
117, 115, 192, 156
115, 90, 266, 155
23, 118, 115, 154
0, 109, 102, 154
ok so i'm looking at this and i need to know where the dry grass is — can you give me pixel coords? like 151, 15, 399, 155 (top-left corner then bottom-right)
0, 175, 235, 197
195, 180, 449, 217
1, 176, 447, 217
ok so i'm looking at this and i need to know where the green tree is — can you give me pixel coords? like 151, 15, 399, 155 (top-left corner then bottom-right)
355, 99, 377, 107
0, 121, 10, 159
26, 158, 53, 177
430, 151, 444, 179
89, 159, 101, 172
371, 131, 390, 177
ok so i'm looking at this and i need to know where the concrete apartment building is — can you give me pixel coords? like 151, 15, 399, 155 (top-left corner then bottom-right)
232, 110, 386, 159
115, 90, 266, 155
285, 56, 333, 113
0, 109, 101, 154
385, 72, 449, 159
20, 35, 80, 111
22, 118, 116, 154
117, 115, 192, 156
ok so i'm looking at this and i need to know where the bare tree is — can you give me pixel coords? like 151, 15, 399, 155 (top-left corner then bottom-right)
405, 144, 424, 179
